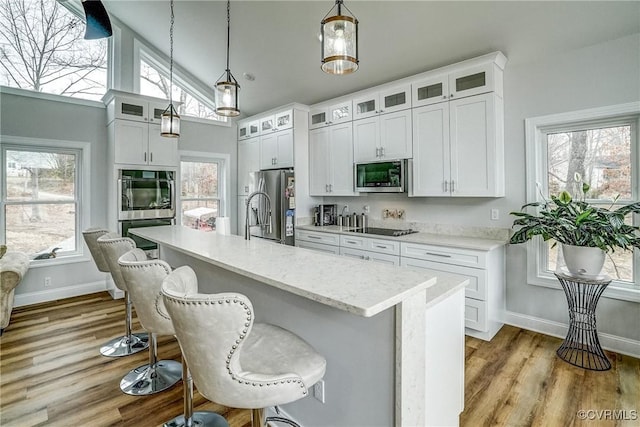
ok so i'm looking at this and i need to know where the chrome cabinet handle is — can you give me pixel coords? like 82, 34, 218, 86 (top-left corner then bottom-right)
444, 181, 448, 192
380, 147, 385, 157
308, 235, 321, 240
144, 152, 147, 162
426, 252, 452, 258
150, 152, 153, 163
451, 180, 455, 192
329, 184, 333, 192
375, 245, 388, 249
365, 255, 371, 260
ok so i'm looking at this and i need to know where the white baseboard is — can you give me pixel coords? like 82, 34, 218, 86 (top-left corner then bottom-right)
14, 281, 111, 307
503, 310, 640, 358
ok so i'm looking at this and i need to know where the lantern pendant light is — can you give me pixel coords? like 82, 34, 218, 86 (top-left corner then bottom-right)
321, 0, 359, 75
161, 0, 180, 138
215, 0, 240, 117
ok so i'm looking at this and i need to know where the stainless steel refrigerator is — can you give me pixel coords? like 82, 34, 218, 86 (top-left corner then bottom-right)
247, 169, 295, 245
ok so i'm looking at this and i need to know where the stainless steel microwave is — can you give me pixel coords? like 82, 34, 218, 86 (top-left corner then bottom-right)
118, 169, 175, 220
355, 160, 407, 193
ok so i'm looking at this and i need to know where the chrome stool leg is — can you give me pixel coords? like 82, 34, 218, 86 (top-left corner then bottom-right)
120, 332, 182, 395
100, 292, 149, 357
164, 357, 228, 427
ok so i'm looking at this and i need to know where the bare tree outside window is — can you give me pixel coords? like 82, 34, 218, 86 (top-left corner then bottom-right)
0, 0, 107, 100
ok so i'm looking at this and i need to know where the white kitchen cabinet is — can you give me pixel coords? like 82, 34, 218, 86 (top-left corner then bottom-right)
339, 247, 400, 266
309, 123, 355, 196
297, 240, 341, 255
260, 129, 294, 170
400, 241, 504, 341
295, 230, 340, 254
113, 120, 178, 167
237, 137, 260, 195
353, 84, 411, 120
353, 109, 412, 163
411, 92, 504, 197
111, 96, 168, 125
238, 120, 259, 140
309, 100, 354, 129
260, 109, 293, 135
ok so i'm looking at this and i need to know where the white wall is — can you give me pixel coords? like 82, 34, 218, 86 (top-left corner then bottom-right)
324, 33, 640, 344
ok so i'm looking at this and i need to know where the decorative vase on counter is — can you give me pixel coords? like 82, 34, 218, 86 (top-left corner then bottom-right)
561, 244, 606, 276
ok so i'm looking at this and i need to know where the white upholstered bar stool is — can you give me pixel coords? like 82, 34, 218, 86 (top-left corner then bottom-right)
162, 266, 327, 427
117, 249, 182, 395
95, 232, 149, 357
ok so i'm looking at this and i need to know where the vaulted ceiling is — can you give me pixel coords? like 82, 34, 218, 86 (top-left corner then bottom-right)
103, 1, 640, 117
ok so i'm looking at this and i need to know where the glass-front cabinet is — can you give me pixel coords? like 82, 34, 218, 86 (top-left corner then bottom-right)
309, 100, 353, 129
238, 120, 259, 140
412, 74, 449, 108
353, 84, 411, 120
448, 62, 497, 99
260, 109, 293, 134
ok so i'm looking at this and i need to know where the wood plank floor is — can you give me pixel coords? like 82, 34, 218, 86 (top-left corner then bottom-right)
1, 292, 638, 426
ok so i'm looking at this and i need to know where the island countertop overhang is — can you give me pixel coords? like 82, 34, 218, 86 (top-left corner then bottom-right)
131, 225, 446, 317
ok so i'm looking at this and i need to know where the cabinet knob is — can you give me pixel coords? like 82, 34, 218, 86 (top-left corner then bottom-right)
443, 96, 447, 99
450, 94, 454, 98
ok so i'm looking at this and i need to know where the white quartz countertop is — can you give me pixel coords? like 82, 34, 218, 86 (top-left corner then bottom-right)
297, 225, 506, 251
132, 226, 467, 317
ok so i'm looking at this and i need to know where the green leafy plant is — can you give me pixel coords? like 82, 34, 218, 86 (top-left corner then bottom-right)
510, 183, 640, 253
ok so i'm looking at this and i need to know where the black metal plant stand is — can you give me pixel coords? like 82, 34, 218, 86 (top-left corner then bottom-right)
554, 271, 612, 371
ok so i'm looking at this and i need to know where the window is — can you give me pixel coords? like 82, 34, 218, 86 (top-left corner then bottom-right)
525, 102, 640, 301
137, 49, 227, 123
1, 137, 90, 262
0, 0, 108, 101
179, 159, 223, 232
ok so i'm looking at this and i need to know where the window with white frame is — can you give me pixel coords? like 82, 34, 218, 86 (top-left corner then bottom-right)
2, 139, 89, 261
0, 0, 108, 101
525, 103, 640, 299
137, 49, 226, 123
180, 158, 223, 231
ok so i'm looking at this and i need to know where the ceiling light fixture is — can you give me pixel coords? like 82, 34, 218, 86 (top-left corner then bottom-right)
215, 0, 240, 117
161, 0, 180, 138
321, 0, 359, 75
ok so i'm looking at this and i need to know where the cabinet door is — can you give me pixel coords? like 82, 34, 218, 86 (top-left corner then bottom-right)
328, 100, 353, 124
274, 109, 293, 131
148, 102, 167, 125
238, 121, 250, 140
297, 240, 341, 255
260, 115, 276, 134
259, 133, 278, 169
448, 63, 495, 99
328, 122, 355, 195
353, 117, 380, 163
379, 109, 412, 159
309, 128, 330, 196
379, 84, 411, 114
309, 107, 329, 130
238, 137, 260, 194
353, 91, 379, 120
114, 97, 148, 123
412, 74, 449, 108
449, 93, 501, 197
411, 104, 450, 196
114, 120, 148, 164
148, 124, 178, 167
247, 120, 260, 138
274, 129, 294, 168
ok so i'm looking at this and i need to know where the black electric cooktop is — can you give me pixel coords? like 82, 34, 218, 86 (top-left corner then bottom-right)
347, 227, 418, 237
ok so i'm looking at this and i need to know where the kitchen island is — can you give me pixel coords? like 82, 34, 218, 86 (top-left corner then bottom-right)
132, 225, 468, 427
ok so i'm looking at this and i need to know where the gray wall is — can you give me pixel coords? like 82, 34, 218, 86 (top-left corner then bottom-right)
325, 33, 640, 342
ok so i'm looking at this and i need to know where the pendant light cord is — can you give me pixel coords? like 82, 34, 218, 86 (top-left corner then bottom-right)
169, 0, 175, 106
225, 0, 230, 73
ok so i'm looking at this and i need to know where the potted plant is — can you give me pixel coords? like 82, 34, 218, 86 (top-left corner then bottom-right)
510, 182, 640, 276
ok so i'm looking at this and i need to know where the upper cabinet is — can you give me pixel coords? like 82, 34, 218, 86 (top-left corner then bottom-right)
260, 109, 294, 134
110, 95, 168, 125
260, 129, 294, 170
353, 84, 411, 120
309, 100, 353, 129
309, 123, 355, 196
238, 120, 259, 140
353, 109, 412, 163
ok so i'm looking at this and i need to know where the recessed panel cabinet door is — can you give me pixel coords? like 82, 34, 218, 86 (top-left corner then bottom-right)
148, 124, 178, 167
274, 129, 294, 167
353, 117, 379, 163
411, 104, 450, 196
114, 120, 148, 164
328, 122, 355, 195
309, 127, 330, 196
238, 137, 259, 194
379, 109, 412, 160
449, 93, 500, 197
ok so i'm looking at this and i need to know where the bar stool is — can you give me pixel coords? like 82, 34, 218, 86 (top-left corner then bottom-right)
95, 232, 149, 357
117, 249, 182, 395
119, 250, 228, 426
161, 266, 327, 427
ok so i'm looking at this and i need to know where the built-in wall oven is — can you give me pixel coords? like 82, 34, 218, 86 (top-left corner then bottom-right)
117, 169, 176, 257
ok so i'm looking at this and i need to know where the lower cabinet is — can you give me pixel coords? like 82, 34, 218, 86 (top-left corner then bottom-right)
339, 247, 400, 266
295, 230, 340, 254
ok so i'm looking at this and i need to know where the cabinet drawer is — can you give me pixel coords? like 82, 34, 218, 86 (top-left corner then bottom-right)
340, 247, 400, 266
464, 298, 487, 332
340, 235, 366, 249
297, 240, 340, 255
400, 257, 486, 301
364, 238, 400, 256
296, 230, 340, 246
400, 242, 486, 268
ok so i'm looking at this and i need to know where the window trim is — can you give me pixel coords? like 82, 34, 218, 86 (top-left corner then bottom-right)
524, 102, 640, 302
178, 151, 230, 228
1, 135, 91, 266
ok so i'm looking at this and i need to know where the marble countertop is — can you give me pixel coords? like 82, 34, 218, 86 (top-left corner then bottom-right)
297, 225, 506, 251
132, 226, 467, 317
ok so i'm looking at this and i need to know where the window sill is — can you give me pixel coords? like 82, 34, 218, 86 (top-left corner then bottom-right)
529, 273, 640, 303
181, 115, 231, 127
0, 86, 105, 109
29, 254, 93, 269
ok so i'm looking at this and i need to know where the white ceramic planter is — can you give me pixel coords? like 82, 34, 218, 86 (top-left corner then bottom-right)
561, 244, 605, 276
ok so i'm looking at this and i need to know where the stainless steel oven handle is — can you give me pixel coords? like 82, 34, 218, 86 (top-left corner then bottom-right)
117, 179, 123, 218
169, 180, 176, 214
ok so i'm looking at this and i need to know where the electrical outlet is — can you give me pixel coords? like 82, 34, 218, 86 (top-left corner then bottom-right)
491, 209, 499, 221
44, 277, 52, 287
313, 379, 325, 403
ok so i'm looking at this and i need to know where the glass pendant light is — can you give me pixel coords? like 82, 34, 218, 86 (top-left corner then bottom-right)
215, 0, 240, 117
161, 0, 180, 138
321, 0, 359, 75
